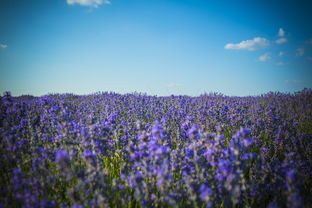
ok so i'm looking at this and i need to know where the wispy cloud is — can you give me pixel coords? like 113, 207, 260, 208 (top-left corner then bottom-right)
306, 39, 312, 44
285, 80, 303, 84
296, 48, 304, 56
276, 62, 287, 66
224, 37, 269, 51
0, 44, 8, 49
308, 57, 312, 61
258, 53, 271, 62
276, 38, 287, 44
166, 83, 182, 88
276, 28, 287, 44
278, 51, 284, 57
67, 0, 110, 8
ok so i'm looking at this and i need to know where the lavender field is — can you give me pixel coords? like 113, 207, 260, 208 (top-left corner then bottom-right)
1, 90, 312, 208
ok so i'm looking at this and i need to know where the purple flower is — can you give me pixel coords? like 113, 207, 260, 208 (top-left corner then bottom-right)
83, 149, 97, 166
186, 148, 194, 158
200, 184, 213, 201
55, 149, 70, 167
83, 149, 96, 158
286, 169, 296, 183
215, 173, 225, 182
242, 153, 255, 160
204, 148, 214, 160
243, 137, 253, 147
288, 192, 302, 208
72, 204, 83, 208
187, 124, 199, 138
267, 203, 279, 208
151, 123, 164, 139
239, 128, 251, 136
218, 159, 231, 175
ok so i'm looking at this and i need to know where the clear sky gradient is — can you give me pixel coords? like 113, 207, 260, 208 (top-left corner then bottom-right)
0, 0, 312, 96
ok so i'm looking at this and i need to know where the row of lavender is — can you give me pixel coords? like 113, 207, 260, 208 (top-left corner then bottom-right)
1, 90, 311, 207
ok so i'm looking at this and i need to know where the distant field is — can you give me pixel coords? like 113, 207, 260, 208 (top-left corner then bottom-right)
1, 90, 312, 207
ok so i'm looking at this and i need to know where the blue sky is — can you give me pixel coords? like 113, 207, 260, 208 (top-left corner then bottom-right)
0, 0, 312, 96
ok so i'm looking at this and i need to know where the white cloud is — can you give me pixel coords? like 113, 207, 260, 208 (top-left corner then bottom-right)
296, 48, 304, 56
67, 0, 110, 7
224, 37, 269, 51
276, 37, 287, 44
0, 44, 7, 49
275, 28, 287, 44
276, 62, 287, 66
258, 53, 271, 62
278, 28, 285, 37
278, 51, 284, 57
